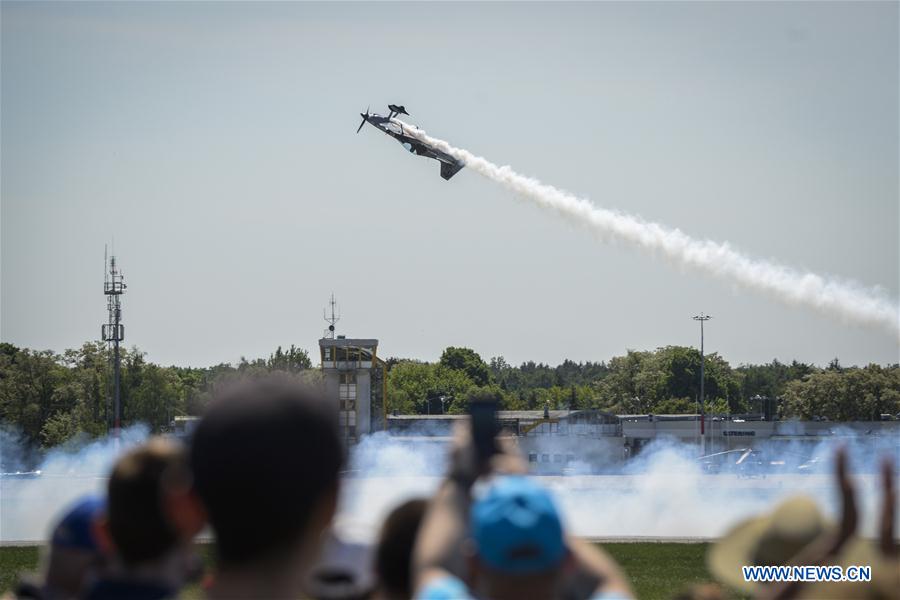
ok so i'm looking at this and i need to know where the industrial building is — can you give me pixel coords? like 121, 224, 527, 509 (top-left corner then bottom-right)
619, 414, 900, 454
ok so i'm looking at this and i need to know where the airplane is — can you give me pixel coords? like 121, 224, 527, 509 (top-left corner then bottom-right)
357, 105, 465, 181
696, 447, 825, 477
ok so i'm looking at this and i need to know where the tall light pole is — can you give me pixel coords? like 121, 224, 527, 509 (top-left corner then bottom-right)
693, 313, 711, 454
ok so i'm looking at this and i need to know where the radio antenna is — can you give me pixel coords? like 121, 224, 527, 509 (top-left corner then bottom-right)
323, 293, 340, 339
102, 246, 127, 438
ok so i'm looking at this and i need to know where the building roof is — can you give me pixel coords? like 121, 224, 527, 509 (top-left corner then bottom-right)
388, 414, 463, 420
618, 414, 703, 421
388, 409, 617, 421
319, 338, 378, 347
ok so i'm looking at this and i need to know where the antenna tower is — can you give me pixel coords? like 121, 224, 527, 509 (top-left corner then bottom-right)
323, 293, 340, 339
102, 246, 126, 438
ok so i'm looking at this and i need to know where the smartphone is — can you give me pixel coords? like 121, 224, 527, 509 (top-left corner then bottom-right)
470, 399, 499, 465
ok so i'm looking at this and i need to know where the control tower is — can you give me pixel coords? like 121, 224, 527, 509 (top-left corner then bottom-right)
319, 336, 386, 444
318, 295, 385, 444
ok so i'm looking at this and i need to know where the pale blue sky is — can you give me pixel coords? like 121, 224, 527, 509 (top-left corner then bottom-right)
2, 1, 898, 367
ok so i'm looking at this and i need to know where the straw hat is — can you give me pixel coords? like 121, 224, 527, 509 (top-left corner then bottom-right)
708, 496, 898, 599
799, 545, 899, 600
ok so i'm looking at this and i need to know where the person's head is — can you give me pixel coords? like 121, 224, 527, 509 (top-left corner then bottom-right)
190, 375, 344, 571
36, 495, 107, 598
373, 498, 428, 599
466, 475, 568, 599
101, 437, 197, 567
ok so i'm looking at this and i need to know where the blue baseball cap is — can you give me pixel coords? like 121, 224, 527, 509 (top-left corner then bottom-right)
50, 495, 105, 551
470, 475, 566, 574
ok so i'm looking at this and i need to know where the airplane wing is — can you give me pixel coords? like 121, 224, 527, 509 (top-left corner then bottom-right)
735, 448, 756, 465
375, 122, 465, 181
403, 137, 465, 180
697, 448, 749, 460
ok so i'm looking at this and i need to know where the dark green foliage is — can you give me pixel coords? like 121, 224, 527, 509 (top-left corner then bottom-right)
3, 339, 897, 454
489, 356, 609, 393
388, 346, 899, 420
386, 360, 476, 415
0, 342, 314, 454
593, 347, 742, 415
736, 359, 814, 402
266, 345, 313, 372
439, 347, 491, 386
780, 363, 900, 421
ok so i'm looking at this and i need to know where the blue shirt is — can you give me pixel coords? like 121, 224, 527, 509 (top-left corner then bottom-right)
417, 574, 632, 600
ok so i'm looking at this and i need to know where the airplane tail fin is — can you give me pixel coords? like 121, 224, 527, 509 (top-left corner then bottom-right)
440, 161, 464, 181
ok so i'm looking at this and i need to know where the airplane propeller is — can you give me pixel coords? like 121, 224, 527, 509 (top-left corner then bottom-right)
356, 106, 370, 133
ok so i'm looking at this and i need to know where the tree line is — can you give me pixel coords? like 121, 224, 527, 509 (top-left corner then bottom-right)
387, 346, 899, 422
0, 341, 316, 454
1, 341, 898, 455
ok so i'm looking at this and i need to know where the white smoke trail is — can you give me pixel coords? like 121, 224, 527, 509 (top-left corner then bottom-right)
396, 119, 900, 335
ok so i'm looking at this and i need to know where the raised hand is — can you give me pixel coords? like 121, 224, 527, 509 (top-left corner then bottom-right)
879, 456, 897, 558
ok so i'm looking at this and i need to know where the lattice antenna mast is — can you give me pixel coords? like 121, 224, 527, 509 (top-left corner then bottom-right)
323, 293, 340, 339
102, 246, 126, 438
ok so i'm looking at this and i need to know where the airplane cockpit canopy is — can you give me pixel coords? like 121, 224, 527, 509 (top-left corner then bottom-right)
384, 121, 403, 135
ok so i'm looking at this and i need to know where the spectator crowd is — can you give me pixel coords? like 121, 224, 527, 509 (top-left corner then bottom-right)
7, 375, 898, 599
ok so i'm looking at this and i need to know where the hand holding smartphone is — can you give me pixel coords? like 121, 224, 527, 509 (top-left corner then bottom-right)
469, 399, 499, 466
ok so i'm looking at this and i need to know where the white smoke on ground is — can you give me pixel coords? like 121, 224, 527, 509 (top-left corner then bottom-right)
1, 425, 895, 544
334, 432, 445, 541
334, 429, 897, 542
396, 119, 900, 335
0, 425, 149, 542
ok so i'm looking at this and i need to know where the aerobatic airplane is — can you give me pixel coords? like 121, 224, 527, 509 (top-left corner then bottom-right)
356, 105, 465, 180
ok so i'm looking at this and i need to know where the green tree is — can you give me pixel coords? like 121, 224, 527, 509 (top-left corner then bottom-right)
0, 348, 70, 443
439, 347, 491, 386
781, 365, 900, 421
39, 410, 80, 448
267, 345, 312, 372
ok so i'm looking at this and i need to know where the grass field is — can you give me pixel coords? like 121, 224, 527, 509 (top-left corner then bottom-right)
1, 542, 733, 599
